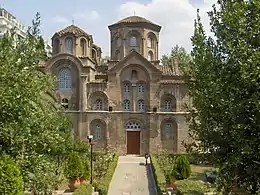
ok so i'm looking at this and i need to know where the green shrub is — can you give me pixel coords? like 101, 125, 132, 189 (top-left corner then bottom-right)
176, 180, 206, 195
73, 184, 92, 195
94, 153, 118, 195
0, 156, 23, 195
173, 155, 192, 180
64, 152, 84, 179
82, 160, 90, 179
150, 154, 166, 194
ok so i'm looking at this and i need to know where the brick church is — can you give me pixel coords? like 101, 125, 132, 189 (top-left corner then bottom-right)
44, 15, 191, 155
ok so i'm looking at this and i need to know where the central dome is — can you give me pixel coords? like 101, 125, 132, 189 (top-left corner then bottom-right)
115, 16, 154, 25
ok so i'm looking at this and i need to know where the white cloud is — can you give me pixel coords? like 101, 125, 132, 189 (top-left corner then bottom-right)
118, 0, 217, 56
52, 16, 69, 25
73, 10, 101, 24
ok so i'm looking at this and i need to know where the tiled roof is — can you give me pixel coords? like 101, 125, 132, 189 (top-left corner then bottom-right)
56, 25, 90, 37
160, 80, 185, 84
115, 16, 155, 25
159, 58, 182, 76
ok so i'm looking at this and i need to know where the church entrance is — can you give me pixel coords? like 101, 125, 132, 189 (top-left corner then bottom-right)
127, 131, 140, 154
125, 121, 141, 154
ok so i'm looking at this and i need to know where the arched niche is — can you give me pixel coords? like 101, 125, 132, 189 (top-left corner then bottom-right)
160, 118, 178, 152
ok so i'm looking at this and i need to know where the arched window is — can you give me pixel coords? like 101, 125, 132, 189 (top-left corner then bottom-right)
126, 122, 141, 130
147, 37, 152, 48
129, 36, 137, 47
137, 99, 145, 112
164, 123, 172, 139
138, 83, 145, 93
92, 49, 96, 60
54, 38, 60, 54
124, 83, 130, 93
96, 99, 103, 110
148, 51, 153, 61
58, 68, 72, 90
94, 124, 102, 140
123, 99, 130, 111
115, 37, 121, 47
80, 38, 86, 56
131, 70, 137, 79
61, 98, 69, 109
115, 50, 120, 60
164, 100, 172, 111
65, 37, 73, 53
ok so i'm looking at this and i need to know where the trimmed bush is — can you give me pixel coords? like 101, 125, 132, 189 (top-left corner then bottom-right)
150, 154, 166, 194
82, 160, 90, 179
173, 155, 192, 180
94, 153, 118, 195
176, 180, 205, 195
64, 151, 84, 179
0, 156, 23, 195
73, 184, 92, 195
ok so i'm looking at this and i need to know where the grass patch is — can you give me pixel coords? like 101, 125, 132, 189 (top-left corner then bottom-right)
189, 165, 215, 180
73, 184, 92, 195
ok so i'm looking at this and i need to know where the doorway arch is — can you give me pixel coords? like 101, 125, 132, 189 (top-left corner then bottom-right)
125, 121, 141, 154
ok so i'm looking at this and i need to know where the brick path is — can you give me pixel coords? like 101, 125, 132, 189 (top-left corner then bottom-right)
108, 155, 157, 195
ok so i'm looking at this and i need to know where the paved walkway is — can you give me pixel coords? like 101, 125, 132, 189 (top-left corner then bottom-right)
108, 155, 157, 195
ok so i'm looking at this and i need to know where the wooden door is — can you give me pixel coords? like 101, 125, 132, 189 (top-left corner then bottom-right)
127, 131, 140, 154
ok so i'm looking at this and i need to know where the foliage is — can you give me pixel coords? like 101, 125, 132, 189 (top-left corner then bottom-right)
176, 180, 206, 195
155, 150, 175, 174
0, 12, 73, 194
184, 0, 260, 193
93, 153, 118, 195
73, 184, 92, 195
150, 154, 166, 194
64, 152, 84, 179
93, 151, 115, 180
160, 45, 192, 73
82, 159, 90, 179
0, 155, 24, 195
173, 155, 192, 180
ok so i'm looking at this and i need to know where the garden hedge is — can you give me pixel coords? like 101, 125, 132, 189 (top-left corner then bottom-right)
150, 154, 166, 194
94, 153, 119, 195
73, 184, 92, 195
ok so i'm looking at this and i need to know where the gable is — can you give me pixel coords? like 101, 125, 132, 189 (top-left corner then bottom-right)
108, 50, 162, 75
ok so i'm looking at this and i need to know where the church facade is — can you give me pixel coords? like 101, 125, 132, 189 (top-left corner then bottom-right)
44, 16, 191, 155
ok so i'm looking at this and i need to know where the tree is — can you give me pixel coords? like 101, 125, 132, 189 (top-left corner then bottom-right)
0, 13, 73, 193
186, 0, 260, 193
161, 45, 192, 74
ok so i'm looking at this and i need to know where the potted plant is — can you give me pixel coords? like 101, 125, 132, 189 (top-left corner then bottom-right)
80, 159, 90, 184
64, 152, 84, 191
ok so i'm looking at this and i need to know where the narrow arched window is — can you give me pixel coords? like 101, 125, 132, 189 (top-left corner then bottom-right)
129, 36, 137, 47
94, 124, 102, 140
65, 37, 73, 53
92, 49, 96, 60
164, 100, 172, 111
123, 99, 130, 111
138, 83, 145, 93
164, 123, 172, 139
137, 99, 145, 112
58, 68, 72, 90
148, 51, 153, 61
96, 99, 103, 110
147, 37, 152, 48
115, 50, 120, 60
80, 38, 86, 56
54, 38, 60, 54
124, 83, 130, 93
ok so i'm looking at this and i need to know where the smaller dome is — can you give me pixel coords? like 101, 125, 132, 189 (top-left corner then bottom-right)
55, 25, 91, 38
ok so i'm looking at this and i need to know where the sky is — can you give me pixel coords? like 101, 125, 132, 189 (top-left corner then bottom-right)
1, 0, 217, 57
